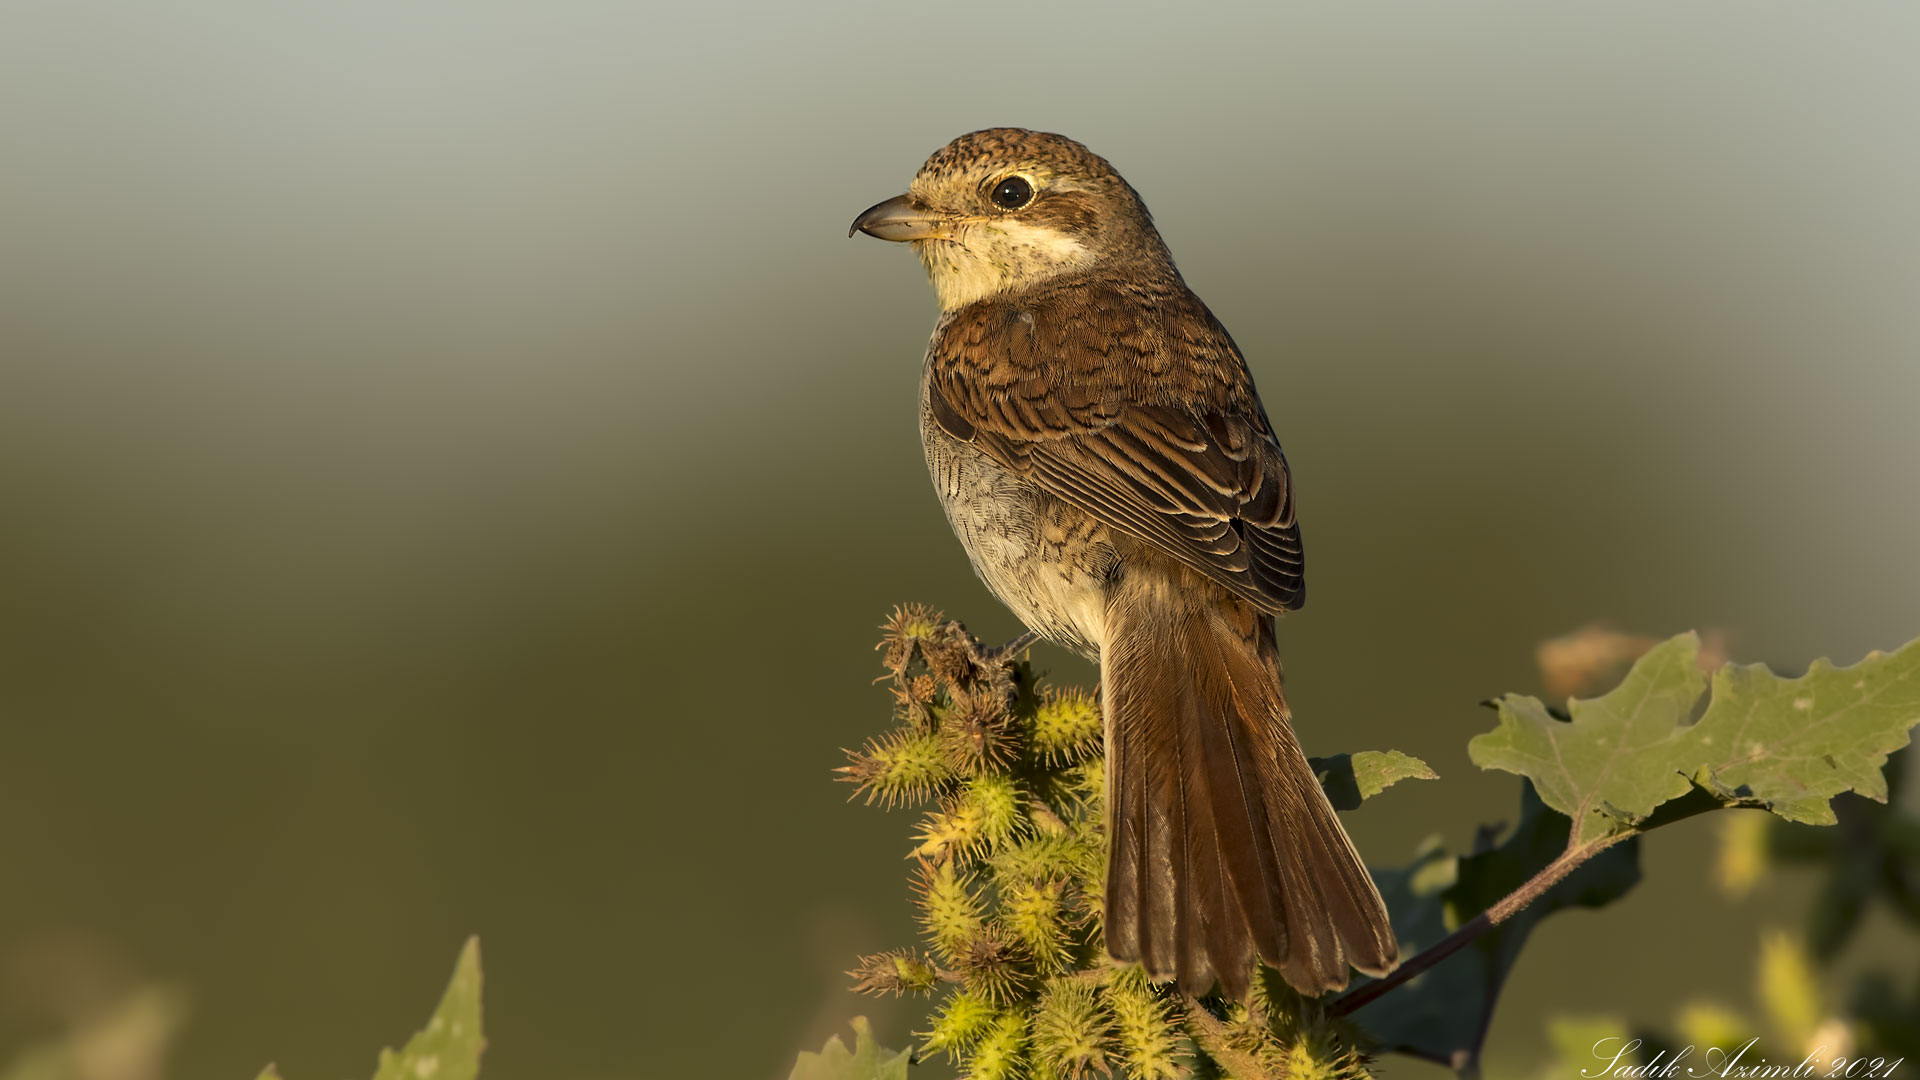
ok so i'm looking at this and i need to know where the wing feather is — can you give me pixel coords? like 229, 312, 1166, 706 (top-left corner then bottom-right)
928, 278, 1305, 614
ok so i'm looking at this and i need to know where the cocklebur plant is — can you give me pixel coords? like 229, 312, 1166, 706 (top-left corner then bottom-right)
800, 608, 1920, 1080
834, 607, 1425, 1080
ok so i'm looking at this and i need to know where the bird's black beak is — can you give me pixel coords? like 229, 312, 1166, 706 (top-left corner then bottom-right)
849, 194, 948, 242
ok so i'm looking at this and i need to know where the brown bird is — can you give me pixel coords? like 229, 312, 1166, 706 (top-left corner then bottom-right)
850, 129, 1397, 1000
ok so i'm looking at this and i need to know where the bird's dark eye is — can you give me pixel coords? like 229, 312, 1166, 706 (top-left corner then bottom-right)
990, 176, 1034, 210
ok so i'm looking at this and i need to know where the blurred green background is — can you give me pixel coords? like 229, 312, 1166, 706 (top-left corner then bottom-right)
2, 2, 1918, 1078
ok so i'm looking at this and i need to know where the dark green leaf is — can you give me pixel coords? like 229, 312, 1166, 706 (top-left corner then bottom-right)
1350, 782, 1642, 1070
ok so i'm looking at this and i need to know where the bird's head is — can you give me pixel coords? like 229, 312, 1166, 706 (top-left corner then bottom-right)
850, 128, 1172, 311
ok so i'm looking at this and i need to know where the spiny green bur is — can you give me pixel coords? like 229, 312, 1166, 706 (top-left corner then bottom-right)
841, 606, 1407, 1080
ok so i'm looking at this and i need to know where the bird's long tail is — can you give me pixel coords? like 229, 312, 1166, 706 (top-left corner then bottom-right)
1100, 570, 1398, 999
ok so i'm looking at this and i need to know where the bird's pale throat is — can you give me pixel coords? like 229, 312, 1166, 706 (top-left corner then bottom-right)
915, 220, 1092, 311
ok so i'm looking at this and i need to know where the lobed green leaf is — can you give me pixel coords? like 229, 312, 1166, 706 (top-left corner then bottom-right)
787, 1018, 911, 1080
1470, 633, 1920, 842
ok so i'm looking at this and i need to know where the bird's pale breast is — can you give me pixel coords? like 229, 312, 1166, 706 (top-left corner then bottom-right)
920, 373, 1118, 660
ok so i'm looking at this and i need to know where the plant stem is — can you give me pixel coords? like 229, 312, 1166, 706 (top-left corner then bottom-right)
1328, 835, 1625, 1017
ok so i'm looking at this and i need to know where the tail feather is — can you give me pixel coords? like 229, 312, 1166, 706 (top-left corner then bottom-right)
1170, 665, 1238, 995
1102, 571, 1398, 998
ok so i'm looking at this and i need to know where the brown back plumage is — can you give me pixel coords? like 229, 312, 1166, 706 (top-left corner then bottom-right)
926, 273, 1398, 996
927, 276, 1306, 616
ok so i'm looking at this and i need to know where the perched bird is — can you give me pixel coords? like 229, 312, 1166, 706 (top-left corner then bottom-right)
850, 128, 1397, 1000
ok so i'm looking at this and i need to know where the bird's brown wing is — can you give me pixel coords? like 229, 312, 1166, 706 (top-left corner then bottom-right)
927, 280, 1304, 614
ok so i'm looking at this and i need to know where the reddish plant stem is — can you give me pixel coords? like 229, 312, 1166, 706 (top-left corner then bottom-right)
1329, 836, 1623, 1018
